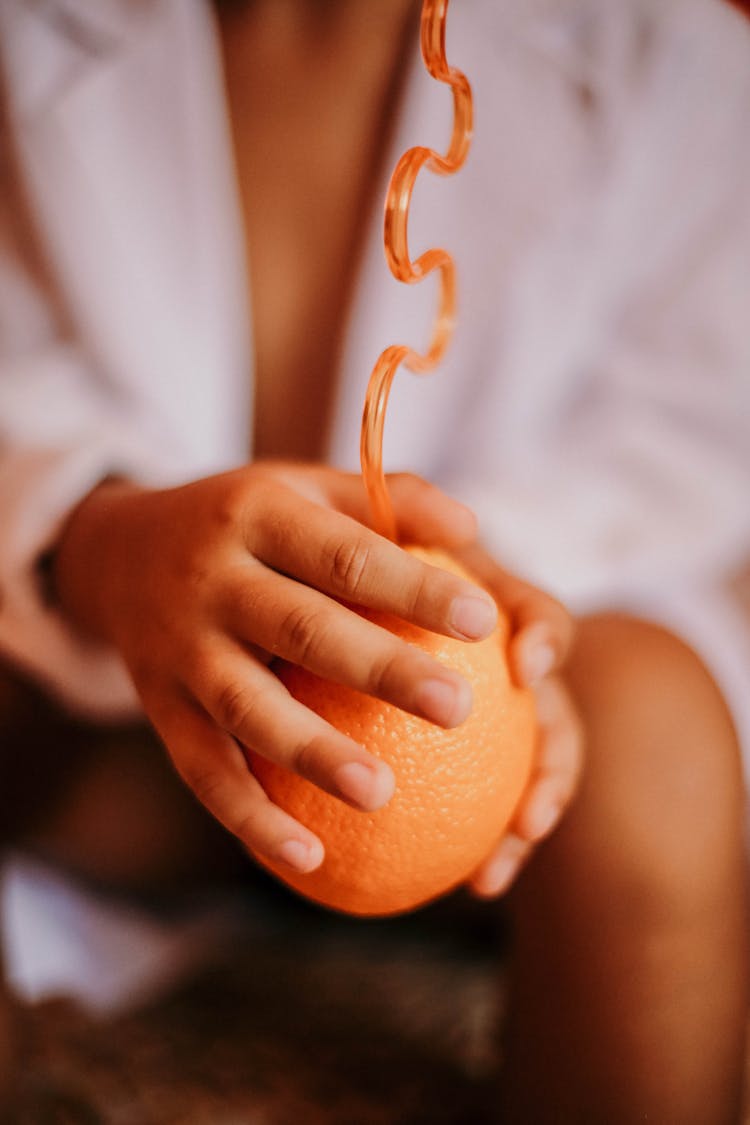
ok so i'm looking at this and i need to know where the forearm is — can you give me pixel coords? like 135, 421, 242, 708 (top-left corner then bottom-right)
52, 479, 150, 645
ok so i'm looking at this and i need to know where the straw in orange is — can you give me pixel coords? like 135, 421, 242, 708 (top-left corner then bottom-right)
360, 0, 474, 541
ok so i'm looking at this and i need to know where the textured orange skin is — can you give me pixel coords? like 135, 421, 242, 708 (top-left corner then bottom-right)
249, 548, 537, 917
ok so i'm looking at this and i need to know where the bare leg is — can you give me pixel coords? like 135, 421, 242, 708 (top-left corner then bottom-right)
0, 665, 245, 897
1, 619, 748, 1120
501, 614, 749, 1124
0, 972, 14, 1117
0, 665, 251, 1114
26, 725, 248, 898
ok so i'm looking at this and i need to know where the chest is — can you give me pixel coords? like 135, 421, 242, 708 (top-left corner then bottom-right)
218, 6, 412, 461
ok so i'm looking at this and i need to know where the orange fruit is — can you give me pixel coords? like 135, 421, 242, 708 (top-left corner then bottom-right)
250, 547, 536, 917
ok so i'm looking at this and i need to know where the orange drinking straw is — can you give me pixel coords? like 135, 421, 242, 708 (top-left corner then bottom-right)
360, 0, 473, 541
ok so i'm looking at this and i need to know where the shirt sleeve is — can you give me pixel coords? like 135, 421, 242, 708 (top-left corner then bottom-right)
0, 180, 188, 719
0, 342, 192, 719
443, 0, 750, 614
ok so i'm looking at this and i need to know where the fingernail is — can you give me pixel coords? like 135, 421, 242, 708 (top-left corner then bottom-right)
335, 761, 394, 811
449, 594, 497, 640
478, 853, 520, 898
277, 838, 320, 873
416, 676, 472, 727
522, 642, 556, 686
525, 798, 561, 841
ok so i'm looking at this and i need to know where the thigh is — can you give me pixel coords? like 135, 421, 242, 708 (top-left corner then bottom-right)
0, 662, 98, 844
501, 612, 749, 1125
0, 662, 246, 895
560, 612, 747, 888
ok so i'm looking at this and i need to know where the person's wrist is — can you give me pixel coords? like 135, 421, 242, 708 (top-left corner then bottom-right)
52, 479, 145, 643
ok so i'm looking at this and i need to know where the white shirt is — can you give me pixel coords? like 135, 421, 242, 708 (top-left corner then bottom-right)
0, 0, 749, 739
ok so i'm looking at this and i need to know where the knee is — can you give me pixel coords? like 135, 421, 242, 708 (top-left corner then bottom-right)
562, 613, 747, 917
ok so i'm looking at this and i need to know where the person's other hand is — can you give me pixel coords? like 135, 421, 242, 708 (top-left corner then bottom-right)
455, 546, 584, 898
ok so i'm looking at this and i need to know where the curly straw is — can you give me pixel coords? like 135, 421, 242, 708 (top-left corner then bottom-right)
360, 0, 473, 541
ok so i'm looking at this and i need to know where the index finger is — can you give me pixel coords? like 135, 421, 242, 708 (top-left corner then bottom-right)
290, 468, 480, 551
252, 486, 499, 643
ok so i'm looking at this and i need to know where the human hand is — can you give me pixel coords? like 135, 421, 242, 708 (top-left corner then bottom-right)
453, 546, 584, 899
53, 463, 500, 876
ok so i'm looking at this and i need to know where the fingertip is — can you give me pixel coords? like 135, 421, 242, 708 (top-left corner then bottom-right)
468, 871, 505, 901
522, 641, 557, 687
515, 780, 564, 842
513, 623, 558, 686
523, 800, 562, 842
449, 590, 498, 640
470, 838, 528, 898
371, 761, 396, 809
415, 675, 473, 728
335, 760, 396, 811
277, 835, 325, 873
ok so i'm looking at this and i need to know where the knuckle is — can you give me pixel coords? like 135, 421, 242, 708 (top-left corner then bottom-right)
539, 594, 575, 652
367, 648, 404, 700
181, 765, 224, 810
279, 604, 327, 665
213, 469, 277, 547
182, 761, 268, 850
212, 475, 252, 529
390, 471, 426, 497
327, 537, 372, 600
213, 680, 263, 735
226, 810, 262, 849
405, 567, 433, 621
533, 675, 568, 727
180, 645, 216, 692
289, 732, 328, 781
255, 501, 289, 557
165, 535, 217, 599
536, 679, 585, 778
